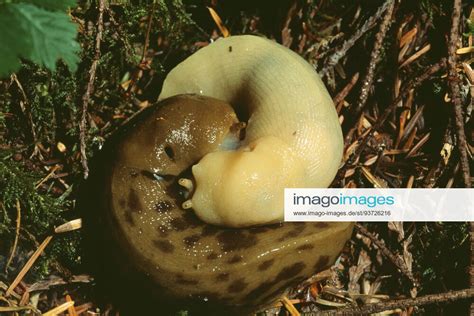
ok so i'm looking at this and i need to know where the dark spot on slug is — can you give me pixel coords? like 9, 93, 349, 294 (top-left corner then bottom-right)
118, 198, 126, 208
201, 225, 219, 236
227, 255, 243, 264
128, 189, 141, 211
275, 262, 306, 282
181, 279, 199, 285
183, 234, 201, 247
292, 131, 297, 136
181, 212, 202, 227
248, 226, 269, 234
216, 272, 230, 282
164, 145, 175, 161
258, 259, 275, 271
216, 230, 258, 252
228, 46, 232, 52
155, 200, 173, 213
278, 225, 305, 241
124, 211, 135, 226
228, 278, 248, 293
313, 255, 330, 271
207, 252, 218, 260
176, 274, 199, 285
296, 244, 315, 251
170, 217, 189, 231
153, 240, 175, 253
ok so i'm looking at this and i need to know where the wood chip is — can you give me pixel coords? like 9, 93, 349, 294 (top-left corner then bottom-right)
57, 142, 67, 153
55, 218, 82, 234
440, 143, 453, 165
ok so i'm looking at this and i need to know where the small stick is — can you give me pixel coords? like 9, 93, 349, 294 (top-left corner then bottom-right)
351, 0, 396, 119
399, 44, 431, 68
355, 224, 416, 286
10, 74, 39, 157
333, 72, 359, 112
79, 0, 106, 179
66, 294, 77, 316
140, 2, 155, 64
447, 2, 474, 315
208, 7, 230, 38
312, 288, 474, 316
43, 301, 75, 316
19, 290, 29, 306
446, 0, 470, 188
35, 165, 60, 189
281, 296, 301, 316
319, 0, 394, 77
0, 305, 37, 313
5, 235, 53, 297
5, 200, 21, 273
345, 59, 445, 168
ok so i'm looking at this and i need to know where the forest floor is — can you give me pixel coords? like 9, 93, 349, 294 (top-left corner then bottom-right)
0, 0, 473, 315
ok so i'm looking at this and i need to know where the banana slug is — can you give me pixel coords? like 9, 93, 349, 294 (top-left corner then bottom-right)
81, 35, 353, 315
160, 35, 343, 227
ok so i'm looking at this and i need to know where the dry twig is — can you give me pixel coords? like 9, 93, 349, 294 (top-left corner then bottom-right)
79, 0, 106, 179
6, 235, 53, 297
342, 58, 445, 170
447, 0, 471, 189
352, 0, 396, 119
319, 0, 394, 77
355, 224, 416, 286
5, 200, 21, 273
310, 288, 474, 316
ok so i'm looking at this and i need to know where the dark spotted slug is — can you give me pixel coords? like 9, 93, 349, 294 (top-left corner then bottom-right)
80, 35, 353, 315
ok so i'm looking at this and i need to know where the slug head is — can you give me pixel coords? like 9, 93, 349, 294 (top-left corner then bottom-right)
116, 94, 240, 176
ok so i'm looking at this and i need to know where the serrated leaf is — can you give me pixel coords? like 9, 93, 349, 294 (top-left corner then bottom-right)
0, 3, 80, 77
12, 0, 77, 11
0, 4, 30, 76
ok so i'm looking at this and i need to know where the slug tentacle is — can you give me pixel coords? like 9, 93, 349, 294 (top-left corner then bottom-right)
159, 35, 343, 227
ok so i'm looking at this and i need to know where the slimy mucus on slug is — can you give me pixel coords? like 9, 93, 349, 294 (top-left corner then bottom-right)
160, 35, 343, 228
82, 94, 353, 314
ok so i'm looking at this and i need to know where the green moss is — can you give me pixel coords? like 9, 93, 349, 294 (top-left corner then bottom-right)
0, 155, 69, 236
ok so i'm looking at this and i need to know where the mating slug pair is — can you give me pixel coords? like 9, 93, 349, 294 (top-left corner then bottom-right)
81, 35, 353, 314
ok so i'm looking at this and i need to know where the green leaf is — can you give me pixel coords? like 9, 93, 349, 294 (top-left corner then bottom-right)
0, 3, 80, 77
12, 0, 77, 11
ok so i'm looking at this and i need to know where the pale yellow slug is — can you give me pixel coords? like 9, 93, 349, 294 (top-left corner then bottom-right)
160, 35, 343, 227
